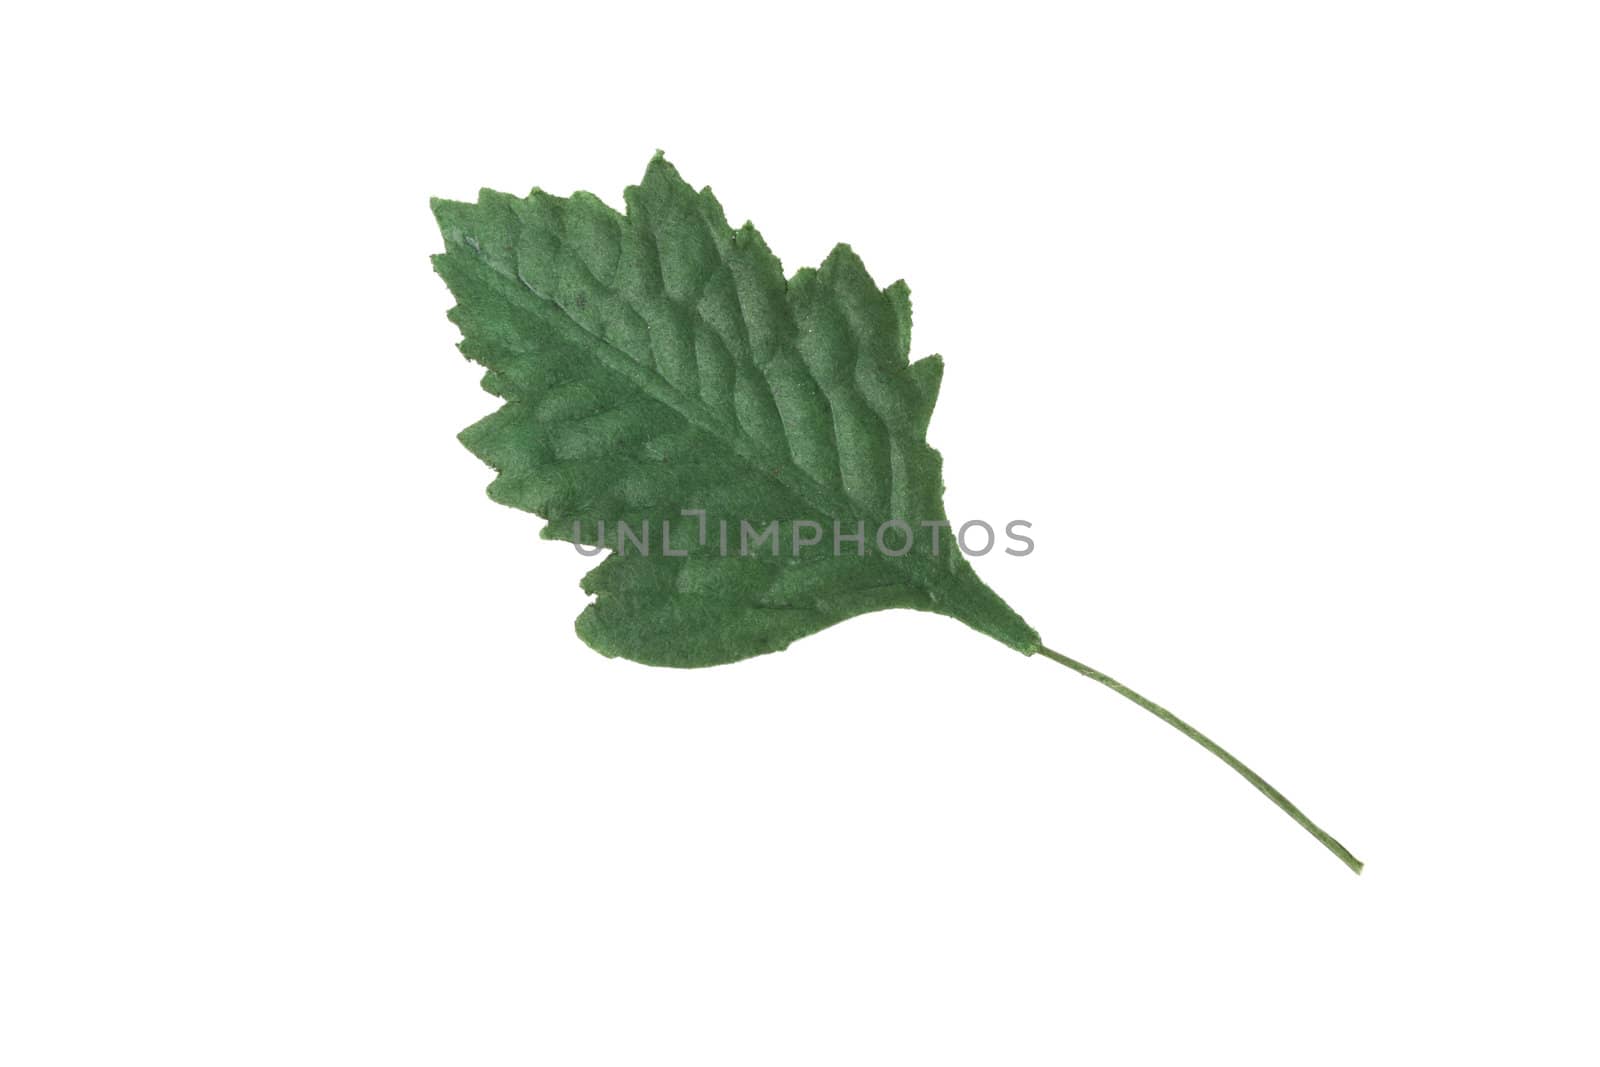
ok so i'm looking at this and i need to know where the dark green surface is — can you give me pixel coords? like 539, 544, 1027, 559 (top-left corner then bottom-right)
432, 153, 1036, 667
431, 155, 1362, 872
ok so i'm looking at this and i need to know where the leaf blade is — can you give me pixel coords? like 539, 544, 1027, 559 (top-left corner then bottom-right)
433, 155, 1037, 665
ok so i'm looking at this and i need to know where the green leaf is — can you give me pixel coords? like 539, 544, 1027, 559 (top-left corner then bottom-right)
431, 153, 1038, 666
430, 154, 1366, 873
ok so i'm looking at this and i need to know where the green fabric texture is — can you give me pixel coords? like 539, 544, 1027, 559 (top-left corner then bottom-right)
431, 154, 1039, 666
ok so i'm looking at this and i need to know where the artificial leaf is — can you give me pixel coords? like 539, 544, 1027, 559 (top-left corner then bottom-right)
432, 153, 1035, 667
431, 155, 1364, 873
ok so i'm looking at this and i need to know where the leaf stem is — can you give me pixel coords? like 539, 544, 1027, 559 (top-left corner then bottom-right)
1036, 645, 1363, 874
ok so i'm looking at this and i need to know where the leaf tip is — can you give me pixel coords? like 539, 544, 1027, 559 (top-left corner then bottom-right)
644, 150, 680, 182
820, 241, 863, 270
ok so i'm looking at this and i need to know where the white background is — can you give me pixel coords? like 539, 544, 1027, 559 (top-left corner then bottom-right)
4, 3, 1597, 1064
